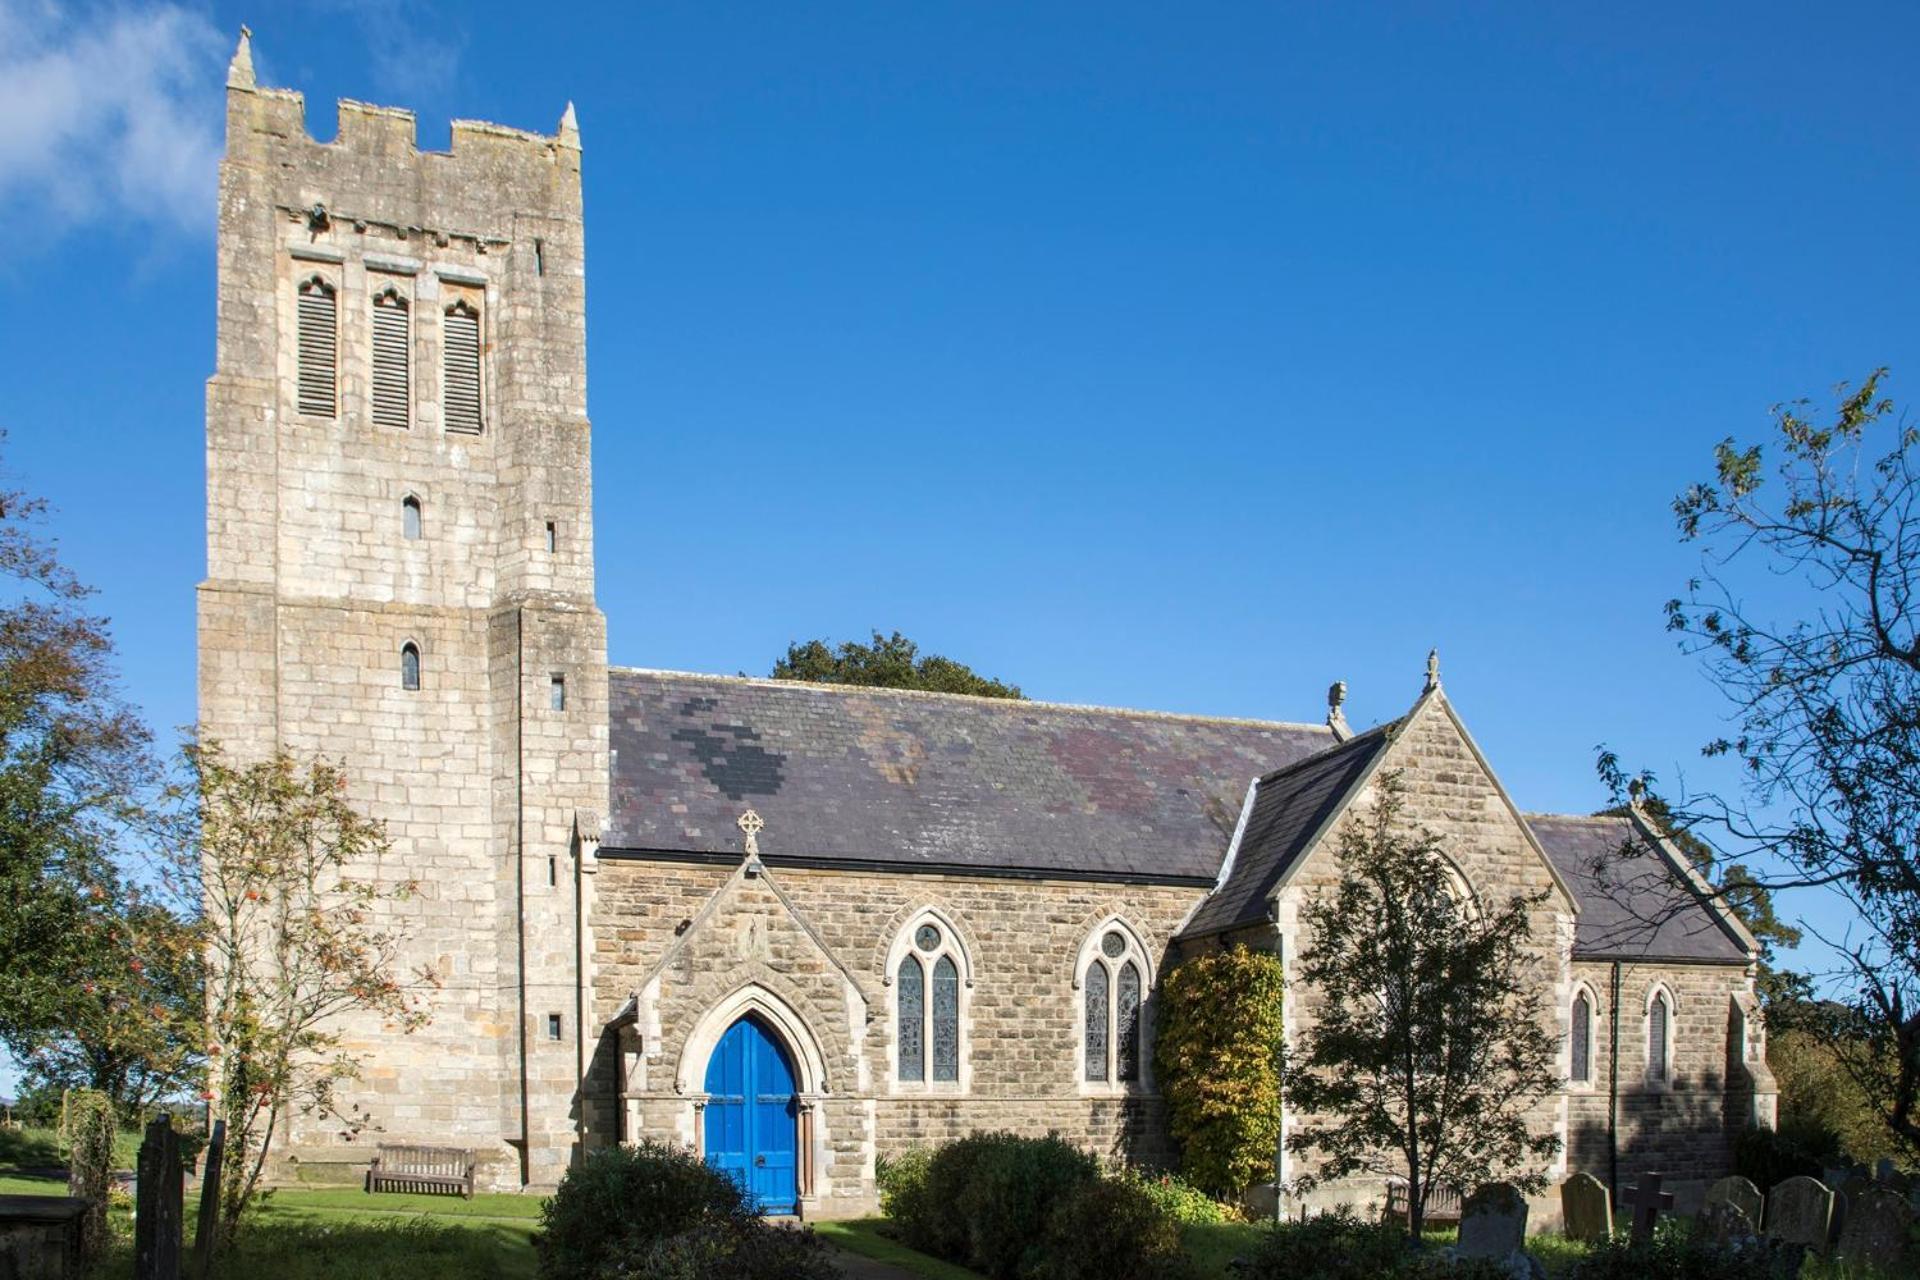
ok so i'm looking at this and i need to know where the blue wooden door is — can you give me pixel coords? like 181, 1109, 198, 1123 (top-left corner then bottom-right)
703, 1015, 799, 1214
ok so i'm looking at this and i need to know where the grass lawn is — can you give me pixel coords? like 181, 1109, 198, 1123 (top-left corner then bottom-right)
0, 1125, 142, 1170
813, 1218, 985, 1279
1182, 1220, 1270, 1274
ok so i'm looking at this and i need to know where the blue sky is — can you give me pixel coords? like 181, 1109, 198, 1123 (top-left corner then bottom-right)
1, 1, 1918, 1091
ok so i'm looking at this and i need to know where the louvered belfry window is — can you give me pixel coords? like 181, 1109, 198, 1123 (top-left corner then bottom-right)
296, 277, 337, 417
371, 288, 410, 428
443, 299, 483, 433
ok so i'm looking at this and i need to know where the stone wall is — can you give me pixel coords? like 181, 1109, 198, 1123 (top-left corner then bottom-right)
198, 37, 605, 1191
587, 858, 1202, 1216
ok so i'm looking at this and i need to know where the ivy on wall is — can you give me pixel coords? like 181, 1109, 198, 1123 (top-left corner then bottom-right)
1152, 944, 1285, 1197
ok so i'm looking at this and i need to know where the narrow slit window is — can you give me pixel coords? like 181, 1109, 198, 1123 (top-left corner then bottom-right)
545, 521, 557, 553
547, 1014, 562, 1041
443, 299, 483, 434
1647, 992, 1670, 1083
400, 643, 421, 692
402, 495, 422, 540
371, 288, 410, 428
550, 674, 566, 711
547, 856, 557, 887
1571, 992, 1592, 1084
296, 276, 337, 417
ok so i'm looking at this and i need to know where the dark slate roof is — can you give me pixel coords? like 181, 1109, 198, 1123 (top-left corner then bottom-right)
1179, 724, 1397, 937
605, 669, 1334, 881
1527, 815, 1752, 964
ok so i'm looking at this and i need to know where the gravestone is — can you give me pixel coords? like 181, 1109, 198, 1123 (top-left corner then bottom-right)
1623, 1172, 1675, 1242
133, 1116, 183, 1280
1836, 1187, 1914, 1273
1765, 1175, 1835, 1254
190, 1120, 225, 1280
1559, 1172, 1611, 1243
1698, 1200, 1756, 1248
1702, 1175, 1764, 1230
0, 1196, 89, 1280
1456, 1182, 1529, 1261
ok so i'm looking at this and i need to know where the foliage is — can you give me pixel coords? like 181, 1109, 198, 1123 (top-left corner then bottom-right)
1235, 1208, 1509, 1280
885, 1132, 1101, 1279
535, 1140, 751, 1280
208, 1216, 520, 1280
1153, 945, 1286, 1197
1732, 1122, 1831, 1191
876, 1146, 934, 1229
771, 630, 1024, 699
1030, 1176, 1187, 1280
1630, 369, 1920, 1162
1766, 1026, 1907, 1167
1113, 1167, 1237, 1225
1568, 1230, 1799, 1280
594, 1218, 842, 1280
1282, 774, 1563, 1236
65, 1087, 117, 1261
177, 744, 440, 1252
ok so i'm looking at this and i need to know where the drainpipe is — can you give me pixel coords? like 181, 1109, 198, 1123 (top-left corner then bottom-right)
1608, 961, 1621, 1200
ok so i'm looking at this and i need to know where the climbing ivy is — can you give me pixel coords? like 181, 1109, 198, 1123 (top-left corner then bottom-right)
1152, 945, 1285, 1198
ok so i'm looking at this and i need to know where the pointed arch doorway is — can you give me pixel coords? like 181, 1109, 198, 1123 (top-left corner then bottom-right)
702, 1014, 800, 1214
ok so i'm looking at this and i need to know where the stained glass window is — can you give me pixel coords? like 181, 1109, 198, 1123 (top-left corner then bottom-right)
916, 924, 941, 952
1101, 930, 1127, 959
1116, 961, 1141, 1082
1085, 960, 1109, 1082
898, 955, 924, 1082
932, 956, 959, 1082
1571, 993, 1592, 1083
1648, 993, 1669, 1082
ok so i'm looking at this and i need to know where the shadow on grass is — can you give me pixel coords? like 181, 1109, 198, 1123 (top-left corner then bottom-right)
210, 1216, 532, 1280
0, 1126, 63, 1170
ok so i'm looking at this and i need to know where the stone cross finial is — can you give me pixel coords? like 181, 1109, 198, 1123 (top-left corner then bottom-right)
1424, 648, 1441, 693
736, 809, 765, 857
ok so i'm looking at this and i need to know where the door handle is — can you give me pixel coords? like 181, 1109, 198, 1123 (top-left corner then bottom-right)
754, 1155, 767, 1167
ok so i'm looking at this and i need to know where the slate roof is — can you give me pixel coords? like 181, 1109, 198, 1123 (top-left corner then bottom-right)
1526, 814, 1752, 964
605, 669, 1334, 881
1179, 724, 1397, 936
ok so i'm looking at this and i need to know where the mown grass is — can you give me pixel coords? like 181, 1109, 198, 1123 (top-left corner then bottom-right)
0, 1124, 143, 1171
812, 1218, 985, 1278
1182, 1219, 1271, 1274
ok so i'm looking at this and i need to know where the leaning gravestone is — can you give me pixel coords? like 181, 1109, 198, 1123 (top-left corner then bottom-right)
1836, 1187, 1914, 1274
1766, 1175, 1836, 1254
1698, 1200, 1756, 1248
1702, 1175, 1764, 1231
1559, 1172, 1611, 1243
1456, 1182, 1529, 1261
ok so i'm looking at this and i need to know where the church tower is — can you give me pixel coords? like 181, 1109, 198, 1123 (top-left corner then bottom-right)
197, 31, 608, 1188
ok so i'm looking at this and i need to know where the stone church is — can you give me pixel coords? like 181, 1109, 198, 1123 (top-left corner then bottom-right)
198, 33, 1773, 1218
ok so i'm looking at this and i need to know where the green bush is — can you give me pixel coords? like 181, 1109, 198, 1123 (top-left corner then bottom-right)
1238, 1209, 1509, 1280
535, 1140, 750, 1280
954, 1132, 1100, 1278
876, 1147, 933, 1229
896, 1132, 1005, 1260
1570, 1232, 1797, 1280
1031, 1177, 1187, 1280
1733, 1123, 1832, 1191
1153, 946, 1286, 1197
593, 1219, 841, 1280
1115, 1168, 1235, 1225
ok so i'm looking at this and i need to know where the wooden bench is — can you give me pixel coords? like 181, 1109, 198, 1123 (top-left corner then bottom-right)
365, 1145, 476, 1199
1382, 1178, 1464, 1226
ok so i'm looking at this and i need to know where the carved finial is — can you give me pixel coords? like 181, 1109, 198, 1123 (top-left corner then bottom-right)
1627, 778, 1646, 805
228, 26, 256, 91
1326, 680, 1351, 741
736, 809, 765, 858
1424, 648, 1441, 693
558, 101, 580, 149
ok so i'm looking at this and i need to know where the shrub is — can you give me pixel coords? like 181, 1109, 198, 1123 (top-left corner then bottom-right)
1114, 1168, 1235, 1225
1570, 1232, 1798, 1280
897, 1131, 1010, 1260
594, 1219, 841, 1280
953, 1132, 1100, 1278
536, 1140, 750, 1280
876, 1146, 933, 1228
1733, 1123, 1831, 1191
1031, 1177, 1187, 1280
1238, 1209, 1510, 1280
1153, 946, 1286, 1197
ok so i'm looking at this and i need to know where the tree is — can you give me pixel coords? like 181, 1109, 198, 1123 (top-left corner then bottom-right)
1282, 776, 1563, 1237
1633, 369, 1920, 1161
771, 631, 1024, 699
178, 745, 439, 1248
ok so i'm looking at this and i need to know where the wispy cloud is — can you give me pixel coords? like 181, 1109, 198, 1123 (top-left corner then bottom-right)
320, 0, 465, 105
0, 1, 225, 238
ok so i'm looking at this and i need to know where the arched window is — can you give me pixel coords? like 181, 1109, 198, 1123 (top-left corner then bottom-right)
443, 299, 483, 434
296, 276, 337, 417
1570, 989, 1595, 1086
1646, 988, 1672, 1084
402, 495, 423, 540
890, 911, 967, 1086
400, 642, 421, 692
1080, 921, 1149, 1085
371, 287, 410, 429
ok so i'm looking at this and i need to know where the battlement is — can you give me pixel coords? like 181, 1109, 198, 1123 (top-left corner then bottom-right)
225, 29, 579, 169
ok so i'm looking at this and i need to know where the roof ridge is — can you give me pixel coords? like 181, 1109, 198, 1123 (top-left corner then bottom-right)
606, 665, 1335, 732
1253, 719, 1397, 784
1524, 812, 1629, 824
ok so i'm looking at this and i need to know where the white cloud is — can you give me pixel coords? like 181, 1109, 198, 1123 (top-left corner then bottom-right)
0, 0, 224, 237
